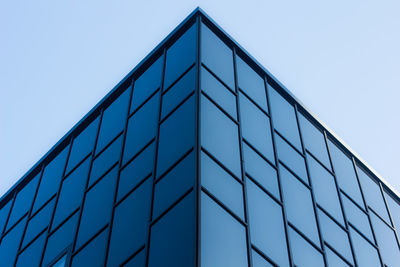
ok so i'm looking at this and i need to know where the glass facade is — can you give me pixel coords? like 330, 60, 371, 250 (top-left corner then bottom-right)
0, 8, 399, 267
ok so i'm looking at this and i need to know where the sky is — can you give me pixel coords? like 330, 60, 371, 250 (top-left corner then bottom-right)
1, 0, 399, 197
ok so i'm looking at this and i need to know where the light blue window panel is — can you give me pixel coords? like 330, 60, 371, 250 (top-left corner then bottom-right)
325, 246, 350, 267
71, 228, 108, 267
280, 164, 320, 246
0, 216, 27, 267
268, 85, 302, 150
349, 226, 381, 267
328, 140, 364, 208
201, 152, 244, 220
385, 191, 400, 235
275, 134, 308, 185
201, 95, 241, 178
243, 143, 280, 200
201, 193, 248, 267
288, 226, 324, 267
236, 55, 268, 112
16, 231, 47, 267
318, 209, 354, 264
247, 179, 290, 267
307, 154, 344, 225
370, 212, 400, 267
252, 250, 274, 267
201, 23, 235, 90
239, 92, 274, 164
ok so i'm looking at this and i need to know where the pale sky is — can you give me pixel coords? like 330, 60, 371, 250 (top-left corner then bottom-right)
1, 0, 399, 197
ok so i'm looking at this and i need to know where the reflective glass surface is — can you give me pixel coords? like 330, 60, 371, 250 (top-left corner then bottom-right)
349, 226, 381, 267
0, 216, 27, 267
385, 191, 400, 234
16, 231, 46, 267
0, 200, 12, 235
71, 228, 108, 267
325, 246, 350, 267
252, 250, 274, 267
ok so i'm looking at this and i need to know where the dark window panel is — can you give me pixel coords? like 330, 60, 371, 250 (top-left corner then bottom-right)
384, 191, 400, 236
52, 158, 90, 230
349, 226, 381, 267
0, 200, 12, 235
201, 23, 235, 90
247, 179, 290, 267
201, 67, 237, 119
130, 56, 163, 113
123, 249, 146, 267
201, 95, 241, 178
236, 56, 268, 112
239, 92, 275, 164
66, 116, 100, 174
161, 67, 195, 120
201, 152, 244, 220
0, 216, 27, 267
325, 246, 350, 267
123, 92, 160, 165
16, 231, 47, 267
153, 152, 195, 219
75, 166, 117, 249
148, 192, 195, 267
251, 249, 274, 267
33, 145, 69, 213
117, 142, 155, 202
96, 88, 130, 154
157, 95, 195, 177
164, 24, 196, 89
200, 193, 248, 267
107, 178, 152, 267
71, 228, 108, 267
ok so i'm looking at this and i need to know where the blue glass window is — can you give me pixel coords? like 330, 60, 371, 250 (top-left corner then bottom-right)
201, 23, 235, 90
157, 95, 195, 177
96, 89, 130, 153
33, 145, 69, 213
252, 250, 274, 267
201, 193, 248, 267
66, 116, 99, 174
385, 191, 400, 235
247, 179, 289, 267
131, 56, 163, 113
76, 166, 117, 249
118, 142, 155, 202
53, 157, 90, 230
202, 67, 237, 119
239, 93, 274, 164
148, 193, 195, 267
201, 152, 244, 220
288, 226, 324, 267
307, 154, 344, 225
123, 92, 160, 165
0, 200, 12, 235
236, 56, 268, 112
71, 228, 108, 267
280, 164, 320, 246
325, 246, 350, 267
0, 216, 27, 267
275, 134, 308, 185
153, 152, 195, 219
124, 249, 146, 267
349, 226, 381, 267
243, 143, 280, 200
201, 95, 241, 178
298, 113, 331, 169
268, 86, 302, 150
108, 178, 152, 267
16, 231, 47, 267
164, 24, 196, 89
161, 67, 195, 120
328, 140, 364, 207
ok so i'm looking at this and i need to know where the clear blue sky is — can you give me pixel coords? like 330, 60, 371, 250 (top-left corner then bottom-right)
1, 0, 399, 197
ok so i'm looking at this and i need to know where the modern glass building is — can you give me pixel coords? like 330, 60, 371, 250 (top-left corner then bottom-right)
1, 8, 399, 267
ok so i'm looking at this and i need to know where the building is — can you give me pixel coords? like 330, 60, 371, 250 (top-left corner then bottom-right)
1, 8, 399, 267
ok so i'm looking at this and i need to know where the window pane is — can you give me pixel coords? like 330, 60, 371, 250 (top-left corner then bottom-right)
107, 178, 151, 267
53, 157, 90, 230
385, 191, 400, 235
239, 93, 274, 164
0, 216, 27, 267
247, 179, 289, 267
307, 154, 344, 225
236, 56, 268, 112
76, 166, 117, 249
243, 143, 280, 200
164, 24, 196, 89
202, 67, 237, 119
201, 193, 248, 267
328, 140, 364, 207
201, 152, 244, 220
349, 226, 381, 267
124, 249, 146, 267
16, 231, 46, 267
288, 226, 324, 267
131, 56, 163, 113
153, 152, 195, 219
201, 95, 241, 178
157, 95, 195, 177
268, 85, 302, 150
325, 246, 350, 267
0, 200, 12, 235
96, 89, 130, 153
280, 164, 320, 246
298, 113, 331, 170
275, 134, 308, 185
71, 228, 108, 267
252, 250, 274, 267
123, 92, 160, 165
148, 193, 195, 267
